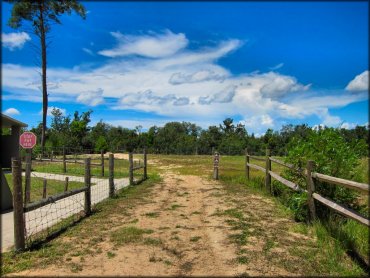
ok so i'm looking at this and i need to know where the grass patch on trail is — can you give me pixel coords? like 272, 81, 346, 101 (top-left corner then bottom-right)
1, 172, 161, 275
110, 226, 154, 245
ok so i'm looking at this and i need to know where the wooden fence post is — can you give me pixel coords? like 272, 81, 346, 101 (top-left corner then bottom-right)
129, 152, 134, 185
265, 149, 271, 194
306, 160, 316, 221
143, 148, 148, 180
245, 148, 250, 180
24, 149, 31, 204
101, 150, 105, 177
63, 147, 67, 173
84, 158, 91, 215
64, 177, 69, 192
109, 153, 114, 197
42, 178, 47, 199
12, 157, 25, 251
213, 152, 219, 180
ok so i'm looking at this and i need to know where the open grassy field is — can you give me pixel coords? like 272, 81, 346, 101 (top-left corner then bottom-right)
4, 174, 85, 204
2, 154, 368, 276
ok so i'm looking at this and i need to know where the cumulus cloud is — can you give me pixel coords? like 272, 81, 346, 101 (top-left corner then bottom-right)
98, 30, 188, 58
77, 88, 105, 106
259, 72, 311, 99
2, 32, 31, 50
199, 85, 237, 105
169, 70, 227, 85
2, 29, 367, 134
4, 108, 20, 116
345, 70, 369, 92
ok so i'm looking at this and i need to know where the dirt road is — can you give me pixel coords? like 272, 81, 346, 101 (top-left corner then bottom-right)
12, 164, 317, 276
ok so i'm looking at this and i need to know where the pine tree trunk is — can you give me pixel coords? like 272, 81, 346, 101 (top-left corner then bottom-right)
39, 2, 48, 156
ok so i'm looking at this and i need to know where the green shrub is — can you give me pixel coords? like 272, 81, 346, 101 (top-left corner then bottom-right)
282, 127, 366, 221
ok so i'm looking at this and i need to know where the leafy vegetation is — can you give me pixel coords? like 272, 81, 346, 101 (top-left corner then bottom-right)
30, 108, 369, 158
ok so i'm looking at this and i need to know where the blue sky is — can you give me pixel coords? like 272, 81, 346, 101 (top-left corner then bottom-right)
2, 1, 368, 135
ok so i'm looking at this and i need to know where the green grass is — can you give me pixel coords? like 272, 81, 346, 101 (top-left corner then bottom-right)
5, 174, 84, 203
1, 171, 161, 275
189, 236, 201, 242
110, 226, 154, 245
31, 158, 129, 178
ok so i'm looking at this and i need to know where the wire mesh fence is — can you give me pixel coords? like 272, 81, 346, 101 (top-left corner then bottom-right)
10, 149, 145, 250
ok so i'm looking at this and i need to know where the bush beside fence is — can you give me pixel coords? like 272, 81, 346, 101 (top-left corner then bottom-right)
214, 148, 369, 227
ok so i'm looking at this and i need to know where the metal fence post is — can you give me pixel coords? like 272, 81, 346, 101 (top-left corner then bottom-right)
213, 152, 219, 180
306, 160, 317, 221
64, 177, 69, 192
12, 157, 25, 251
143, 148, 147, 180
84, 158, 91, 215
101, 150, 105, 177
24, 149, 31, 204
245, 148, 250, 180
265, 149, 271, 194
129, 152, 134, 185
42, 178, 47, 199
109, 153, 115, 197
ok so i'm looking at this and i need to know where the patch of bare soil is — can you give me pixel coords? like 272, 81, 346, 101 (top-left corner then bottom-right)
13, 164, 317, 276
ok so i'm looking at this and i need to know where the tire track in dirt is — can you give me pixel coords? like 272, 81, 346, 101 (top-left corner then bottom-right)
12, 163, 318, 276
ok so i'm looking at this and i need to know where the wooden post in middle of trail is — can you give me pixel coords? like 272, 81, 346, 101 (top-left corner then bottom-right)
213, 152, 219, 180
265, 149, 271, 194
245, 148, 250, 180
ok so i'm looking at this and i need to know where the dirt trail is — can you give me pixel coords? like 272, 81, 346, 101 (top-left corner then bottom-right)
13, 163, 314, 276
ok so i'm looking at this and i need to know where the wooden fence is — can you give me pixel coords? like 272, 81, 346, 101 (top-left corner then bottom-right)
11, 148, 148, 251
215, 149, 369, 227
128, 148, 148, 185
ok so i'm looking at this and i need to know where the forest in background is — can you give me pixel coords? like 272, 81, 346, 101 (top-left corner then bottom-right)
24, 108, 369, 156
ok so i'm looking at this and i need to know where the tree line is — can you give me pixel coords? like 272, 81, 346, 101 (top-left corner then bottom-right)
29, 108, 369, 156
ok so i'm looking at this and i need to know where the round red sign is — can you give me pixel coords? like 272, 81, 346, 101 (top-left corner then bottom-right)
19, 132, 37, 149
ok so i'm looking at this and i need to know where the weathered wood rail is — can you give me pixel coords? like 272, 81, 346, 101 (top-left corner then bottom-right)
242, 148, 369, 227
34, 149, 106, 176
129, 148, 148, 185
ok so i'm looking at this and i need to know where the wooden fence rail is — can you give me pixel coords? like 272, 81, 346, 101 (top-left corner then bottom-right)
240, 149, 369, 227
129, 148, 148, 185
11, 151, 132, 251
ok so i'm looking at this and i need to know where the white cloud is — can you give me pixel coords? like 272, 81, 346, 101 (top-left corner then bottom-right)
345, 70, 369, 92
77, 89, 105, 106
39, 106, 66, 116
169, 70, 227, 85
98, 30, 188, 58
2, 29, 367, 134
269, 63, 284, 70
4, 108, 20, 116
340, 122, 356, 129
82, 48, 94, 56
2, 32, 31, 50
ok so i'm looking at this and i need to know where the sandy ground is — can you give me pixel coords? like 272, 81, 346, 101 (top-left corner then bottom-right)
11, 163, 313, 276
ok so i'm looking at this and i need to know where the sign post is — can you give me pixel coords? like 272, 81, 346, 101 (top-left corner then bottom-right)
19, 132, 37, 204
